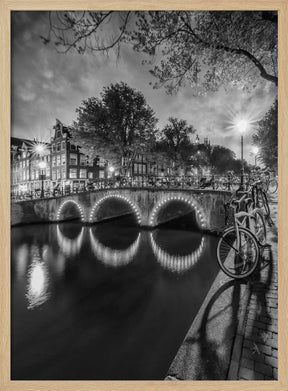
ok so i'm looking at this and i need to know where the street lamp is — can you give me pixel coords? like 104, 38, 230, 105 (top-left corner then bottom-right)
39, 160, 47, 198
252, 146, 259, 167
108, 166, 115, 178
237, 119, 249, 191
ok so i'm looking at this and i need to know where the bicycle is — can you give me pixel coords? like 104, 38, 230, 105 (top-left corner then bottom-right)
216, 200, 260, 279
232, 190, 266, 246
251, 180, 270, 218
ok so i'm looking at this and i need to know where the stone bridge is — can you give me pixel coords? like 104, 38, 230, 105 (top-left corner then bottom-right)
11, 188, 231, 230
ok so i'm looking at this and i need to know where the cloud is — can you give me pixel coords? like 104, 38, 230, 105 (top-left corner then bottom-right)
16, 85, 36, 101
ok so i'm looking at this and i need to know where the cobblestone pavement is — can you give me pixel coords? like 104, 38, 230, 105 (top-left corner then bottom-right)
236, 193, 278, 380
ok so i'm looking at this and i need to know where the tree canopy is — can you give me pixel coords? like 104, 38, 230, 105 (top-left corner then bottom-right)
252, 99, 277, 170
43, 11, 278, 94
210, 145, 236, 174
71, 82, 158, 171
157, 117, 196, 173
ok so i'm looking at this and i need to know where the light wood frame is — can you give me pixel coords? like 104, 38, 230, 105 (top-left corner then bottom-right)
1, 1, 287, 390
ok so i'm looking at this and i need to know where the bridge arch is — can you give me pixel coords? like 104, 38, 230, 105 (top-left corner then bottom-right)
149, 194, 207, 228
56, 199, 85, 222
89, 194, 142, 224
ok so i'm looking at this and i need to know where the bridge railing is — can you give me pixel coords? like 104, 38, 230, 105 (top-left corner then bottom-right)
11, 174, 241, 202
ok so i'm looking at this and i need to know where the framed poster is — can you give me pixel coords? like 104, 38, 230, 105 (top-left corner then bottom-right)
0, 1, 287, 390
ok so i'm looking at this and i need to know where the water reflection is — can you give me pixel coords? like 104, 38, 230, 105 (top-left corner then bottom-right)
11, 222, 220, 380
90, 228, 141, 267
26, 245, 50, 309
56, 225, 84, 257
14, 243, 29, 279
150, 231, 206, 274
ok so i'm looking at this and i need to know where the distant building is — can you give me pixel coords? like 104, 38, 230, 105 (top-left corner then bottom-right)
11, 137, 51, 194
51, 119, 108, 190
11, 119, 108, 195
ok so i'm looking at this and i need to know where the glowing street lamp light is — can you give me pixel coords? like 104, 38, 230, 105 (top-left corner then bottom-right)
38, 160, 47, 198
35, 144, 45, 155
236, 118, 249, 191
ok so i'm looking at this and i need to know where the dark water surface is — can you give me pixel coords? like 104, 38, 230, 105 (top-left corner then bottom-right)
11, 219, 220, 380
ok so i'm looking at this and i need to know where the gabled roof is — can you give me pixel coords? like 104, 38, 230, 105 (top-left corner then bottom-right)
11, 137, 33, 148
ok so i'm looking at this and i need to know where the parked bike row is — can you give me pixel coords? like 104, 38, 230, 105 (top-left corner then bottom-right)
216, 178, 272, 280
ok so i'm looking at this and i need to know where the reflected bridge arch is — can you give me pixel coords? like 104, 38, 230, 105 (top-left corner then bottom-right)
149, 232, 206, 274
56, 225, 85, 256
89, 228, 141, 267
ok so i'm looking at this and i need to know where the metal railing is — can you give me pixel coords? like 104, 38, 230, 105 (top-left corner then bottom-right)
12, 173, 275, 202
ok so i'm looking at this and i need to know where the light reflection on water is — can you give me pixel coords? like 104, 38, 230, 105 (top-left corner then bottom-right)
26, 245, 50, 310
14, 224, 209, 310
11, 221, 219, 380
150, 232, 205, 273
56, 225, 84, 257
90, 229, 141, 267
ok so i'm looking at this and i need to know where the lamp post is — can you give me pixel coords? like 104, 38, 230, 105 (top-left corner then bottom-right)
252, 146, 259, 167
237, 119, 248, 191
39, 160, 47, 198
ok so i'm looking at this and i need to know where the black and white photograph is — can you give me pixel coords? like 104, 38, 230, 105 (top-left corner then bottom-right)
11, 10, 278, 381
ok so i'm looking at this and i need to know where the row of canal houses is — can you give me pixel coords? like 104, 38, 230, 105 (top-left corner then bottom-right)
11, 119, 170, 195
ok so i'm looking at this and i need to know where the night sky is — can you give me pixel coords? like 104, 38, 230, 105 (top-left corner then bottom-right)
11, 11, 277, 162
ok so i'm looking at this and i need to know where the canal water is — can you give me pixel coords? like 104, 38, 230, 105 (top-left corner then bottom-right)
11, 217, 220, 380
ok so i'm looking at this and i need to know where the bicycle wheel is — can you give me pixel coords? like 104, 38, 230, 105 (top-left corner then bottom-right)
257, 190, 270, 217
251, 209, 266, 245
269, 179, 278, 194
217, 226, 259, 279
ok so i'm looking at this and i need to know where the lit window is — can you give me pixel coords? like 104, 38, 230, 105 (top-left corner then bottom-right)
79, 169, 87, 178
57, 169, 61, 179
62, 168, 66, 179
57, 155, 61, 166
69, 168, 77, 179
99, 171, 105, 179
61, 141, 66, 150
61, 154, 66, 165
88, 172, 93, 179
52, 156, 56, 167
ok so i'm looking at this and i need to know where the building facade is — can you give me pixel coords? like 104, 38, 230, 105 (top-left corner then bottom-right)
11, 119, 108, 196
